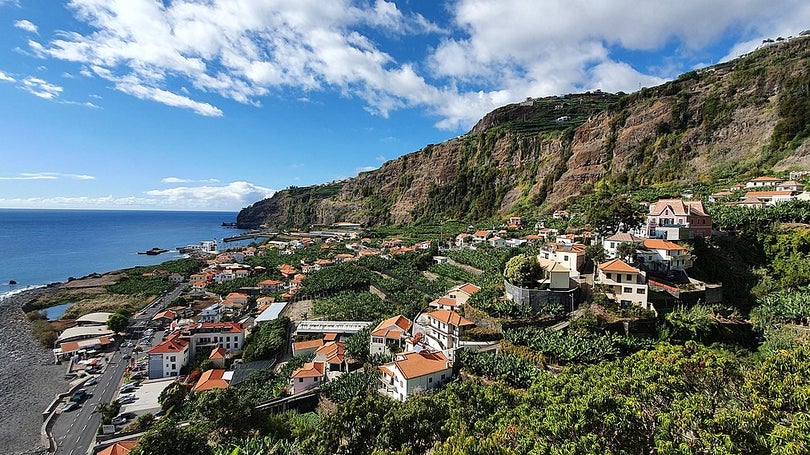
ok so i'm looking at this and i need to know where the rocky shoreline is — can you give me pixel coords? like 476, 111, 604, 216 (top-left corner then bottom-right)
0, 286, 71, 455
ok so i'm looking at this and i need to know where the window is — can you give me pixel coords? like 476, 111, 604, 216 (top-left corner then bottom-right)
623, 287, 632, 293
606, 272, 612, 280
429, 377, 433, 383
171, 363, 176, 370
314, 377, 319, 382
298, 378, 303, 383
626, 274, 632, 281
441, 374, 446, 380
170, 356, 176, 362
637, 288, 646, 294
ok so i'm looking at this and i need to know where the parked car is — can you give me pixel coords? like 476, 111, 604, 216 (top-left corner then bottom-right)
122, 353, 131, 360
120, 384, 136, 393
84, 377, 97, 386
111, 412, 136, 425
118, 394, 136, 404
70, 389, 88, 402
61, 401, 80, 412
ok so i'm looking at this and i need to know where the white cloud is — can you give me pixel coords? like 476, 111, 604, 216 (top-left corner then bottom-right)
0, 71, 15, 82
28, 0, 810, 130
14, 19, 37, 34
356, 165, 377, 173
146, 181, 275, 210
161, 177, 220, 184
0, 172, 95, 180
21, 76, 62, 99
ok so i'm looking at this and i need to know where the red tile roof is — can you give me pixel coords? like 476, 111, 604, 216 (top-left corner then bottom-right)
315, 341, 346, 364
372, 315, 412, 338
193, 369, 229, 392
456, 283, 481, 295
148, 335, 188, 354
427, 309, 474, 327
643, 239, 686, 251
598, 258, 640, 273
649, 199, 708, 217
98, 441, 138, 455
209, 347, 227, 360
291, 361, 325, 378
388, 351, 450, 379
292, 339, 324, 352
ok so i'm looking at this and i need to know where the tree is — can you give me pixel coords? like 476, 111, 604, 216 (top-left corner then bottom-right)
130, 418, 212, 455
94, 400, 121, 425
615, 242, 638, 263
158, 381, 188, 412
345, 326, 371, 363
584, 244, 607, 265
585, 195, 644, 235
107, 312, 130, 333
503, 255, 539, 287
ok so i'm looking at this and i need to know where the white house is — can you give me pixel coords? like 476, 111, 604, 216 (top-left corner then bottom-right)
422, 309, 474, 359
472, 230, 493, 242
602, 232, 644, 259
745, 176, 783, 188
290, 361, 326, 394
198, 303, 222, 323
595, 259, 649, 310
537, 243, 586, 279
536, 258, 571, 290
446, 283, 481, 305
147, 334, 190, 379
180, 322, 247, 358
379, 350, 453, 401
370, 315, 412, 356
638, 239, 693, 271
488, 236, 506, 248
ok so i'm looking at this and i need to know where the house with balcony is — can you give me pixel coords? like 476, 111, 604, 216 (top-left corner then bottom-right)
419, 309, 474, 360
379, 350, 453, 402
595, 258, 649, 310
638, 239, 693, 271
646, 199, 712, 239
370, 315, 412, 356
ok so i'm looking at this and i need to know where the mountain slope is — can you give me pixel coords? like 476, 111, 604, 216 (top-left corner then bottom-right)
238, 36, 810, 229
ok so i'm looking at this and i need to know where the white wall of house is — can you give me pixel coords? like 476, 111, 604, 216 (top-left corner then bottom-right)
384, 364, 452, 402
596, 270, 649, 309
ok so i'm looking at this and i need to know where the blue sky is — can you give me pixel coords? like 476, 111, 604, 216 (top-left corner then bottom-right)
0, 0, 808, 211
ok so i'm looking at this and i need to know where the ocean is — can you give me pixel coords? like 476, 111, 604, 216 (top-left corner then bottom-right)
0, 209, 249, 297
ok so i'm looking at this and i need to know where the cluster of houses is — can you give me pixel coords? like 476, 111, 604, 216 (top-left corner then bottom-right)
289, 281, 496, 402
710, 175, 809, 207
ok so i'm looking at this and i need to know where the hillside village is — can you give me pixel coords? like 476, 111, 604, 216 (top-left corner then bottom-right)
48, 169, 810, 454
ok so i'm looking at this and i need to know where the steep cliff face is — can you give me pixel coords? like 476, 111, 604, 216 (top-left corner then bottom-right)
238, 36, 810, 229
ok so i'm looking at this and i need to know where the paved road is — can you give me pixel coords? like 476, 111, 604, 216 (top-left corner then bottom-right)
51, 283, 186, 455
52, 348, 129, 455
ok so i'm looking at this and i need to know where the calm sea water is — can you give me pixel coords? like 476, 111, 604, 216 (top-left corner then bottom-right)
0, 209, 248, 297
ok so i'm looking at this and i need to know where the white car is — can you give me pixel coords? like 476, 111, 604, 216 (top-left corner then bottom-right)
118, 394, 136, 404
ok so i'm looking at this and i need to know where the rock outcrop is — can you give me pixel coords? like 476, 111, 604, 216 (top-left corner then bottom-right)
238, 36, 810, 229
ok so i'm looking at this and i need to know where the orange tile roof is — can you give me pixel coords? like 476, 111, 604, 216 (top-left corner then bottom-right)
643, 239, 686, 251
323, 332, 338, 342
148, 336, 188, 354
209, 347, 227, 360
745, 191, 794, 197
98, 441, 138, 455
60, 341, 80, 353
430, 297, 458, 307
389, 351, 450, 379
605, 232, 643, 243
315, 341, 346, 364
456, 283, 481, 295
193, 369, 229, 392
293, 339, 324, 351
278, 264, 298, 275
372, 315, 412, 338
292, 361, 325, 378
473, 230, 491, 237
427, 309, 474, 327
750, 176, 782, 182
226, 292, 249, 299
598, 258, 640, 273
152, 310, 176, 321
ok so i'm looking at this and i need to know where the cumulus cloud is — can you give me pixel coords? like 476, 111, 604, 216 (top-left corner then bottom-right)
27, 0, 810, 130
146, 181, 275, 210
14, 19, 37, 34
0, 71, 15, 82
0, 172, 95, 180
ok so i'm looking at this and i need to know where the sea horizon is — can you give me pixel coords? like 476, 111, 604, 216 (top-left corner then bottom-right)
0, 209, 248, 298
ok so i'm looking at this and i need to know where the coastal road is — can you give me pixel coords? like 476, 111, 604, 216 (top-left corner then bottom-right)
52, 348, 129, 455
51, 284, 185, 455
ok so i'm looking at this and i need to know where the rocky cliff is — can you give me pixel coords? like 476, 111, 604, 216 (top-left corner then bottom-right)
238, 36, 810, 229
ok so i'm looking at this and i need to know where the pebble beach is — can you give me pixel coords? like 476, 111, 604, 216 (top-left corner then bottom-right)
0, 286, 71, 455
